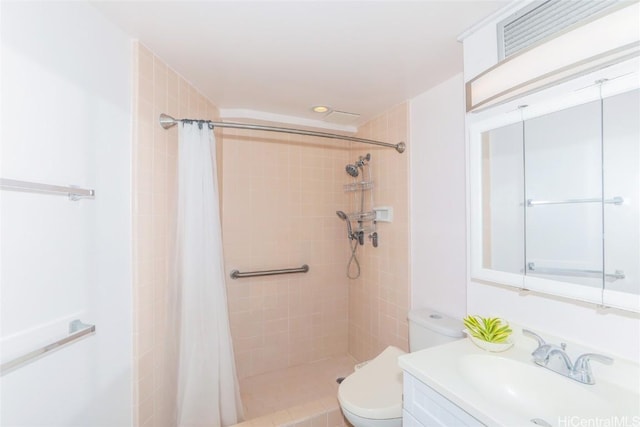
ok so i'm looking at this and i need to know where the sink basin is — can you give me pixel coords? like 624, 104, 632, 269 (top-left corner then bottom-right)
400, 331, 640, 427
457, 354, 640, 423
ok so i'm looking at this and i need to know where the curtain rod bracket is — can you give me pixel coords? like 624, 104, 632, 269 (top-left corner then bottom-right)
159, 113, 178, 129
158, 113, 405, 153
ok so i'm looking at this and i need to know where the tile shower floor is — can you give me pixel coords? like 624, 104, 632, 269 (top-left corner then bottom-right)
239, 354, 357, 420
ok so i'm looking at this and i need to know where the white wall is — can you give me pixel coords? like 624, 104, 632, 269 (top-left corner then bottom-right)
460, 1, 535, 82
1, 2, 133, 425
409, 74, 467, 319
468, 283, 640, 361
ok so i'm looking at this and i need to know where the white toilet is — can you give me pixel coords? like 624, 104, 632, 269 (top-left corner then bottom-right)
337, 308, 464, 427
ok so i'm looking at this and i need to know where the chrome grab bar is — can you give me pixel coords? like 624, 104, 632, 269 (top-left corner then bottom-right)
230, 264, 309, 279
1, 319, 96, 376
527, 262, 625, 280
0, 178, 95, 201
526, 196, 623, 207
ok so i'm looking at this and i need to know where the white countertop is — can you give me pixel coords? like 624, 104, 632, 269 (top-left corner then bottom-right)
398, 327, 640, 427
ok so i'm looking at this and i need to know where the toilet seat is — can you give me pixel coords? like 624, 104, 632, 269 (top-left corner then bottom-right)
338, 346, 406, 421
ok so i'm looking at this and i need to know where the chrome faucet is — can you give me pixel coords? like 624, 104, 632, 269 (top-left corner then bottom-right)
522, 329, 613, 385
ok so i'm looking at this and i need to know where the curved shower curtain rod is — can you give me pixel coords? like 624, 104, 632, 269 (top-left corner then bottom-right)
158, 113, 406, 153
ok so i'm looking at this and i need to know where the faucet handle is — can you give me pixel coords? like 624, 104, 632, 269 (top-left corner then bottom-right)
522, 329, 546, 347
573, 353, 614, 369
572, 353, 614, 385
522, 329, 550, 360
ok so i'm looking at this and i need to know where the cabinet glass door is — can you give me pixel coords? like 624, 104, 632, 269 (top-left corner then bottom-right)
481, 122, 525, 276
602, 89, 640, 309
524, 100, 604, 301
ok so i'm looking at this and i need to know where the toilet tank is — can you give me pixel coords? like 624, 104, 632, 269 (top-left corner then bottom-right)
408, 308, 465, 352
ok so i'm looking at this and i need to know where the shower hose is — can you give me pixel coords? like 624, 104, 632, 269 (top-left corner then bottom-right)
347, 238, 361, 279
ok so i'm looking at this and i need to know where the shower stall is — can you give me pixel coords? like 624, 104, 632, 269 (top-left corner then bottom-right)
128, 45, 411, 427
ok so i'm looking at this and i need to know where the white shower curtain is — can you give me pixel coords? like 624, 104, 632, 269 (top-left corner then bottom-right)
175, 121, 243, 427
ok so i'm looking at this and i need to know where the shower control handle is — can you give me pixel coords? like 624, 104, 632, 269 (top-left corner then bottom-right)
371, 232, 378, 248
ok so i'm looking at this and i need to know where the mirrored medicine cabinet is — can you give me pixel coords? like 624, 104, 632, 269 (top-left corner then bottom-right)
469, 83, 639, 312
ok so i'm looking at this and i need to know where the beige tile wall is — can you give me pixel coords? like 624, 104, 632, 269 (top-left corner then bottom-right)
348, 103, 411, 362
132, 42, 222, 427
222, 103, 410, 376
222, 127, 352, 379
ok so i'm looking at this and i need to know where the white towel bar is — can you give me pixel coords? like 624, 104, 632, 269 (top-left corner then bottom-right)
0, 178, 95, 200
0, 319, 96, 376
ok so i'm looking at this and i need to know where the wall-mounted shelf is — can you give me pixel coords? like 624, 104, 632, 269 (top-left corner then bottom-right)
527, 262, 625, 281
344, 181, 374, 192
347, 211, 376, 222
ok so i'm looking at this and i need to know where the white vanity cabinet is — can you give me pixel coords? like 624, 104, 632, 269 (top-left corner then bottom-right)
402, 372, 483, 427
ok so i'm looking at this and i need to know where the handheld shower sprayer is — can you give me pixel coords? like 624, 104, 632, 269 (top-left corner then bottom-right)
336, 210, 361, 279
336, 211, 354, 239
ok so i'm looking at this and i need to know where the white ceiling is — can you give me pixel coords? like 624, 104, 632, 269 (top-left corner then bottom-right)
93, 1, 509, 128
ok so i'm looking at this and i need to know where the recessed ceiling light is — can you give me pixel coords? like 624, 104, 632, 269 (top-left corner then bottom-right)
312, 105, 331, 113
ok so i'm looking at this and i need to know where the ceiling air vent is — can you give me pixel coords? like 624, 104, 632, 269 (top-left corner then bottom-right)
324, 110, 360, 126
497, 0, 620, 60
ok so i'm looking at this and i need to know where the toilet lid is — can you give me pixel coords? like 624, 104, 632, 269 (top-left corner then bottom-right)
338, 346, 406, 420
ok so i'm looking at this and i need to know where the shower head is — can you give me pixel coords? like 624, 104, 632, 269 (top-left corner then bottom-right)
336, 211, 354, 239
345, 164, 359, 178
345, 153, 371, 177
